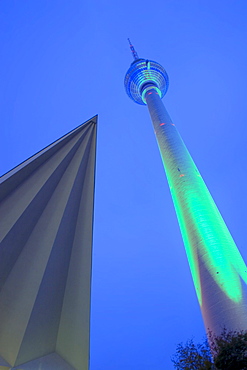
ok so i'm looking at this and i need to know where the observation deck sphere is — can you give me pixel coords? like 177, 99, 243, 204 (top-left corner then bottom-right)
124, 59, 169, 105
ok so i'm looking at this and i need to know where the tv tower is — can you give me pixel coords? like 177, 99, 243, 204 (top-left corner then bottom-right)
124, 40, 247, 335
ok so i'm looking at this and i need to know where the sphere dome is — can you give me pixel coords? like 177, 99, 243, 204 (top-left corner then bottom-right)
124, 59, 169, 105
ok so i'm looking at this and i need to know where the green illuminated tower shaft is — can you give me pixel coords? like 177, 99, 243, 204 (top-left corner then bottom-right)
145, 88, 247, 334
124, 41, 247, 334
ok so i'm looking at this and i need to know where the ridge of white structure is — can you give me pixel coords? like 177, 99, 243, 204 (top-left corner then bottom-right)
0, 116, 97, 369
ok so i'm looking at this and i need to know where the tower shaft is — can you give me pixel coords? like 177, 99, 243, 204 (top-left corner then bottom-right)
145, 88, 247, 334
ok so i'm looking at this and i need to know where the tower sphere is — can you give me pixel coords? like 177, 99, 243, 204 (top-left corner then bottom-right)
124, 59, 169, 105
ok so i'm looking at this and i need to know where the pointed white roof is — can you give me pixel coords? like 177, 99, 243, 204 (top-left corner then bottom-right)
0, 116, 97, 369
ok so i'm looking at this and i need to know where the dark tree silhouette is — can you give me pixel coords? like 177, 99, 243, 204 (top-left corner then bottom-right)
172, 329, 247, 370
209, 329, 247, 370
172, 337, 214, 370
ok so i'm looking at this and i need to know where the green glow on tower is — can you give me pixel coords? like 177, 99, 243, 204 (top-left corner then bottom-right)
149, 93, 247, 309
164, 137, 247, 305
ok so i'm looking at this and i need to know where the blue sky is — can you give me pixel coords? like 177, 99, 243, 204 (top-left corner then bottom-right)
1, 1, 247, 369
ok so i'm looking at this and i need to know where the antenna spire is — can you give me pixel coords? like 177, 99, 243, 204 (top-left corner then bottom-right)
128, 38, 139, 60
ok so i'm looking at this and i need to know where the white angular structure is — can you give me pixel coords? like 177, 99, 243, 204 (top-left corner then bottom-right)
0, 116, 97, 369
